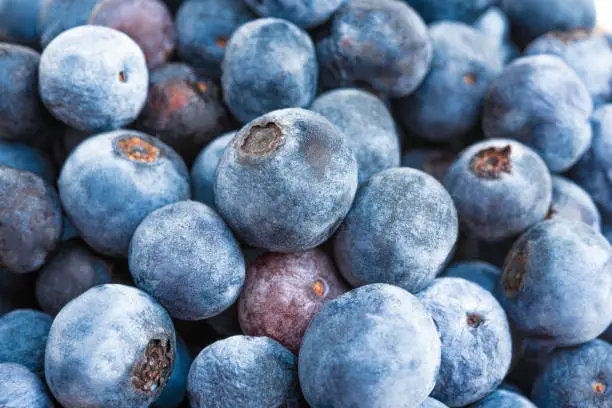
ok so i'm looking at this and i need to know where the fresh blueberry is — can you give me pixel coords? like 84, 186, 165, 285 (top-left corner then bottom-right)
59, 130, 190, 257
0, 310, 52, 377
334, 167, 458, 293
468, 388, 537, 407
525, 30, 612, 106
39, 0, 104, 47
45, 284, 176, 408
500, 0, 596, 46
311, 88, 401, 184
0, 167, 62, 274
175, 0, 254, 79
0, 363, 54, 408
129, 200, 245, 320
548, 175, 601, 231
0, 0, 44, 47
531, 340, 611, 407
0, 268, 36, 316
299, 284, 442, 407
402, 148, 455, 183
497, 220, 612, 346
152, 336, 192, 408
420, 398, 449, 408
39, 26, 149, 133
187, 335, 299, 408
418, 278, 513, 407
238, 249, 349, 353
222, 18, 317, 123
483, 55, 593, 172
191, 131, 235, 208
316, 0, 432, 98
0, 141, 56, 185
402, 0, 496, 23
395, 22, 503, 143
444, 139, 552, 242
442, 261, 502, 293
243, 0, 346, 28
473, 6, 520, 63
214, 108, 358, 252
135, 63, 232, 163
35, 240, 114, 316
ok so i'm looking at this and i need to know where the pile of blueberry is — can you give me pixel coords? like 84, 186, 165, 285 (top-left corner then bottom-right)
0, 0, 611, 407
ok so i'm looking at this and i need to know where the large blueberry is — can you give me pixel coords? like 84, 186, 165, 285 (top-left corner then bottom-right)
222, 18, 317, 123
311, 88, 401, 183
0, 141, 56, 185
497, 220, 612, 346
135, 63, 232, 163
444, 139, 552, 242
334, 167, 458, 293
45, 284, 176, 408
243, 0, 346, 28
442, 261, 502, 293
176, 0, 254, 79
468, 389, 537, 407
526, 30, 612, 106
402, 148, 455, 183
548, 175, 601, 231
316, 0, 432, 98
532, 340, 611, 407
152, 336, 192, 408
418, 278, 512, 407
35, 240, 114, 316
39, 26, 148, 132
191, 131, 235, 208
187, 335, 299, 407
396, 22, 503, 143
0, 167, 62, 273
0, 363, 54, 408
59, 130, 190, 257
402, 0, 496, 23
129, 200, 245, 320
214, 108, 358, 252
0, 310, 52, 377
0, 0, 43, 47
483, 55, 593, 172
299, 284, 442, 407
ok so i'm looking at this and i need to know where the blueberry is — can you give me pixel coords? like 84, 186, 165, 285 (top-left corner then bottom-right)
311, 88, 401, 184
500, 0, 596, 46
0, 0, 44, 47
0, 44, 54, 144
442, 261, 502, 293
39, 26, 148, 133
483, 55, 593, 172
569, 104, 612, 218
243, 0, 346, 28
238, 249, 349, 353
395, 22, 503, 143
402, 0, 496, 23
525, 30, 612, 107
420, 398, 449, 408
0, 310, 52, 377
135, 63, 232, 163
191, 131, 235, 208
473, 7, 520, 64
444, 139, 552, 242
35, 240, 114, 316
402, 148, 455, 183
468, 388, 537, 407
45, 284, 176, 408
129, 200, 245, 320
0, 167, 62, 273
496, 220, 612, 346
0, 363, 54, 408
532, 340, 612, 407
334, 167, 458, 292
0, 141, 57, 185
299, 284, 442, 407
59, 130, 190, 257
214, 108, 358, 252
316, 0, 432, 98
152, 336, 193, 408
187, 335, 299, 408
175, 0, 254, 79
222, 18, 317, 123
418, 278, 513, 406
39, 0, 104, 47
547, 175, 601, 231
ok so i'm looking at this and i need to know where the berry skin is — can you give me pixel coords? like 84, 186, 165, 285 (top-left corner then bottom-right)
59, 130, 190, 257
0, 363, 54, 408
243, 0, 347, 29
420, 398, 449, 408
0, 141, 56, 185
442, 261, 502, 293
299, 284, 442, 408
468, 388, 537, 407
45, 284, 176, 408
473, 7, 520, 63
402, 0, 496, 24
222, 18, 317, 123
444, 139, 552, 242
334, 167, 458, 293
191, 131, 235, 208
496, 220, 612, 347
39, 26, 149, 133
0, 0, 44, 47
547, 175, 601, 232
129, 200, 245, 320
214, 108, 358, 252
